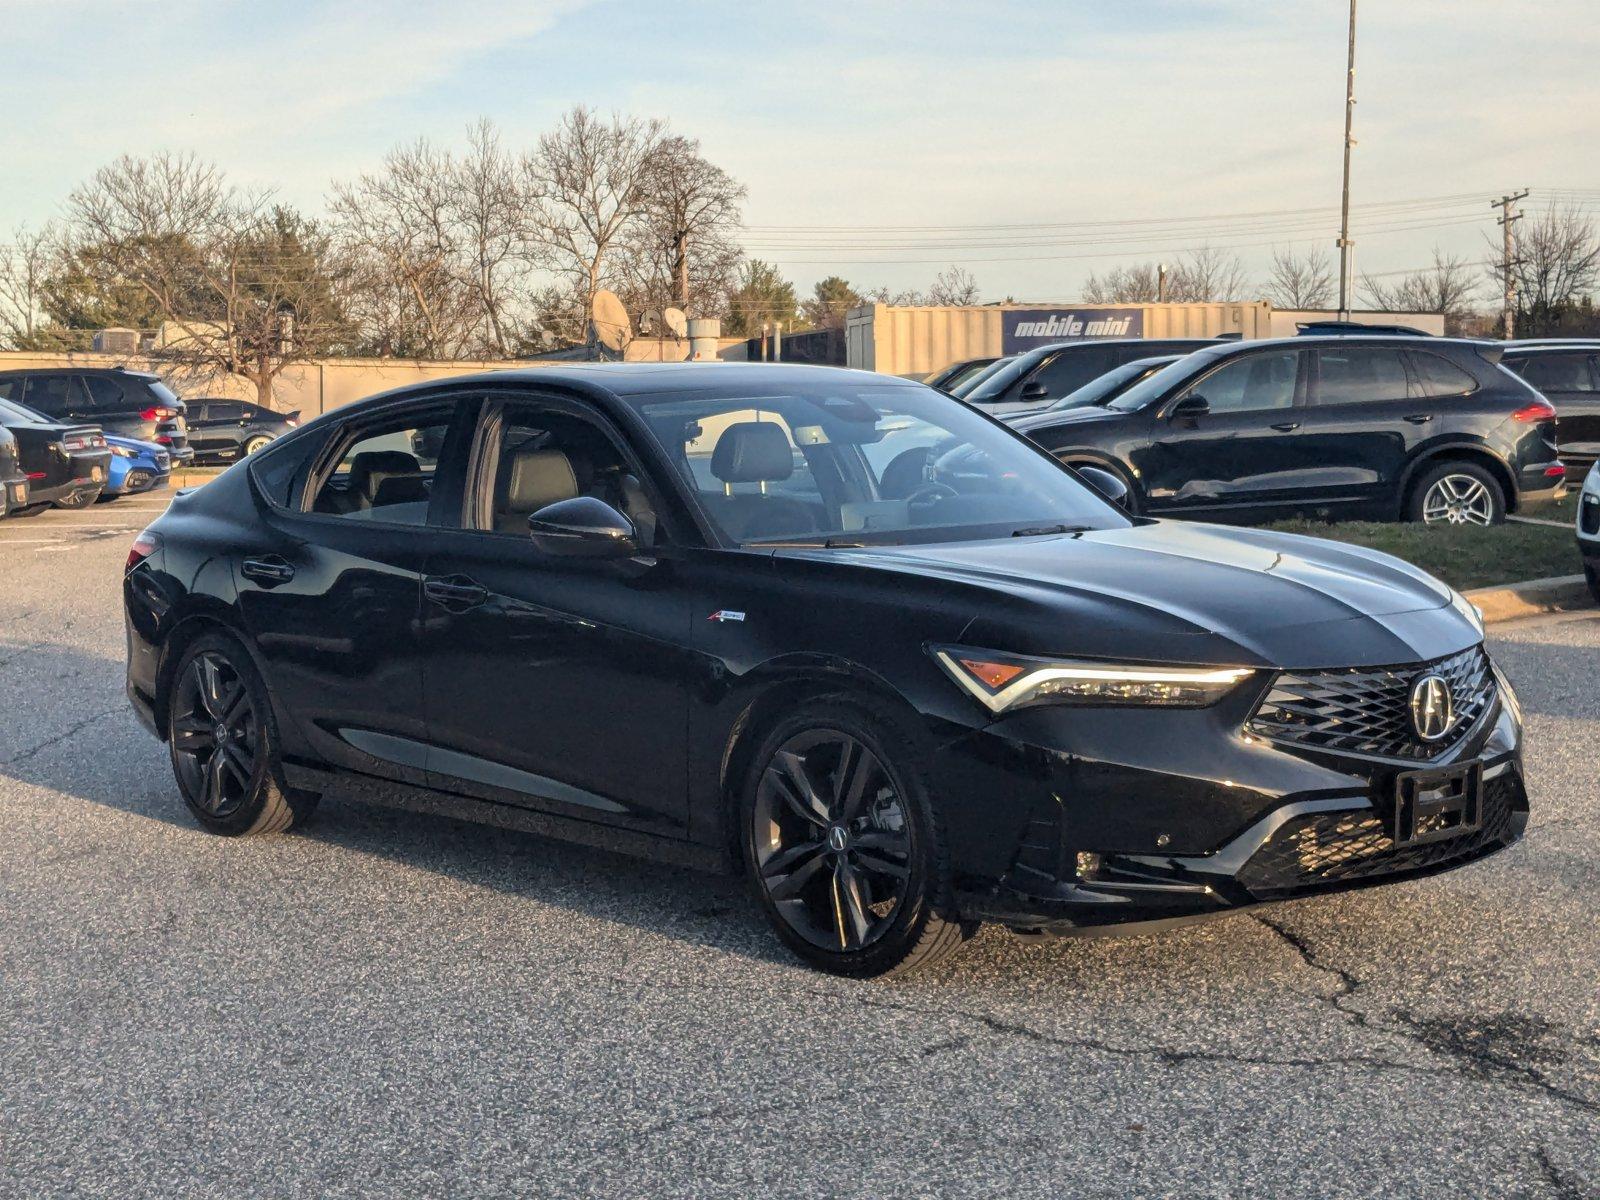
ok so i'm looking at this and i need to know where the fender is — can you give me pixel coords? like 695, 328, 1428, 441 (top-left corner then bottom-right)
1398, 438, 1519, 512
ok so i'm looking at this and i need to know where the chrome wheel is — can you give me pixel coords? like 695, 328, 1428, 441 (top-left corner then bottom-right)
171, 651, 258, 818
752, 730, 912, 952
244, 435, 272, 455
1421, 473, 1494, 525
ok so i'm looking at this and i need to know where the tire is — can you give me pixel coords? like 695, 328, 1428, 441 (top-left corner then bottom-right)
95, 492, 120, 504
243, 435, 273, 455
1407, 461, 1505, 526
52, 489, 99, 510
166, 631, 319, 836
738, 694, 976, 977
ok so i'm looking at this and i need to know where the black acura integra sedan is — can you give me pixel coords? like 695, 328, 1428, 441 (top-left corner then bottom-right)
124, 364, 1528, 976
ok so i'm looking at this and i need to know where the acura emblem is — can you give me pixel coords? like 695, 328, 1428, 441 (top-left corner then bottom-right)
1409, 674, 1454, 742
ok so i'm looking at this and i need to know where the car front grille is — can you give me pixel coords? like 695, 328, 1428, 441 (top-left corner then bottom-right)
1236, 771, 1520, 899
1247, 645, 1494, 762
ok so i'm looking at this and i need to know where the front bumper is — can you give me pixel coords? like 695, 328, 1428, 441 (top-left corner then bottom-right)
938, 659, 1527, 933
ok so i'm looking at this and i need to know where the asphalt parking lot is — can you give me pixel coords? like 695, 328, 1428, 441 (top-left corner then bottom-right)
2, 495, 1597, 1199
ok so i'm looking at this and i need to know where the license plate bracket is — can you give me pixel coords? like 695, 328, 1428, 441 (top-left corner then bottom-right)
1394, 761, 1483, 847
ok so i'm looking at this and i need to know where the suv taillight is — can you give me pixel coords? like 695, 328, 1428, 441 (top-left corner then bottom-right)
126, 529, 162, 572
141, 406, 178, 421
1511, 400, 1558, 423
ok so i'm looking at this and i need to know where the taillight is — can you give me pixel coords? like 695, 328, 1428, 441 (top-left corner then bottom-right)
140, 406, 178, 421
285, 418, 298, 427
156, 435, 173, 445
1511, 400, 1557, 423
126, 529, 162, 572
63, 433, 106, 451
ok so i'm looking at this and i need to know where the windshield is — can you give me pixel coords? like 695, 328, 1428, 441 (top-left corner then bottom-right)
628, 379, 1129, 546
1104, 353, 1220, 412
951, 353, 1029, 400
0, 398, 51, 425
1045, 357, 1177, 411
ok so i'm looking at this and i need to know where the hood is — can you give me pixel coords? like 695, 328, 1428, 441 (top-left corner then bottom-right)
106, 434, 166, 455
1006, 405, 1134, 435
798, 520, 1476, 671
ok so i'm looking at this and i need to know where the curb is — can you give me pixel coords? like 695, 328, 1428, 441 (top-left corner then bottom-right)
1466, 574, 1594, 625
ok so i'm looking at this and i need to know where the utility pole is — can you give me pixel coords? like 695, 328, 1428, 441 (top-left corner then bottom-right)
1336, 0, 1358, 319
1157, 263, 1167, 303
1493, 190, 1529, 340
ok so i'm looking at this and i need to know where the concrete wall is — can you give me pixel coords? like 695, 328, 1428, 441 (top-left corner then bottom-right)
0, 338, 751, 415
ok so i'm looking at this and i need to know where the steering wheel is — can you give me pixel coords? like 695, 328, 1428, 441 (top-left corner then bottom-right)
904, 481, 960, 511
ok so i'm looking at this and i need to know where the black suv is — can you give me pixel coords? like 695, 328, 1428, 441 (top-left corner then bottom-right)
0, 368, 194, 463
1009, 336, 1564, 525
952, 337, 1223, 415
186, 398, 300, 464
1499, 340, 1600, 472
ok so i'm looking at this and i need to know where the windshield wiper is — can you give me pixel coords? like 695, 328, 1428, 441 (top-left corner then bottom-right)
1009, 523, 1092, 538
750, 536, 872, 548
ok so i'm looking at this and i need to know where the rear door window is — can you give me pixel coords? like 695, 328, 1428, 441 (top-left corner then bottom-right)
83, 376, 126, 409
1030, 347, 1116, 398
308, 412, 455, 523
1315, 347, 1411, 404
208, 402, 244, 421
1516, 354, 1597, 393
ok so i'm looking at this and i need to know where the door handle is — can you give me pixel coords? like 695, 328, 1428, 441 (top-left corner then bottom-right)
1270, 421, 1301, 432
241, 556, 296, 587
1404, 413, 1435, 424
424, 575, 489, 612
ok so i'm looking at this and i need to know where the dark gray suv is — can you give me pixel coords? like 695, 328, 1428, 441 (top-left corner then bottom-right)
0, 368, 193, 462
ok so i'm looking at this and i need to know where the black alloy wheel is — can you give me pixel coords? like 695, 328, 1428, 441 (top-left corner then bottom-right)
742, 698, 974, 976
52, 489, 99, 510
166, 633, 317, 835
171, 651, 259, 819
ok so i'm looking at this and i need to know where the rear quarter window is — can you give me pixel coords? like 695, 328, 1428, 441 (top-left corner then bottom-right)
249, 430, 324, 510
1409, 353, 1479, 398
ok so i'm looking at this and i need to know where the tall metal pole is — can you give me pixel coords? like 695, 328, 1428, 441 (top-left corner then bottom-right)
1336, 0, 1358, 318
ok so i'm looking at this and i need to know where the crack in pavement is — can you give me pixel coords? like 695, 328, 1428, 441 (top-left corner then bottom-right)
0, 640, 47, 671
1, 706, 122, 768
1254, 914, 1600, 1120
1533, 1145, 1597, 1200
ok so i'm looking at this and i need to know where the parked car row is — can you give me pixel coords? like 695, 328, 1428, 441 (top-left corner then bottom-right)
0, 397, 113, 517
928, 333, 1596, 527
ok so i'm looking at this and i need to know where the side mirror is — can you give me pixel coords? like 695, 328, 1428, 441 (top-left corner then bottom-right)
1168, 394, 1209, 421
1074, 465, 1130, 507
1019, 380, 1050, 402
528, 496, 639, 559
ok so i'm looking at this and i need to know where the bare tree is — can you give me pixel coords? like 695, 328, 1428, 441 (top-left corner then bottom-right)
1499, 202, 1600, 334
1168, 245, 1251, 302
0, 224, 62, 349
1082, 263, 1160, 303
455, 119, 540, 356
329, 139, 480, 358
926, 265, 981, 306
615, 134, 745, 323
526, 107, 667, 342
66, 154, 347, 407
1262, 245, 1334, 310
1360, 247, 1480, 334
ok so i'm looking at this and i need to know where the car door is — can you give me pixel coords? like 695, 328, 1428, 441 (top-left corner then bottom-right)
1517, 353, 1600, 467
234, 396, 472, 785
417, 390, 694, 834
1282, 344, 1428, 511
199, 402, 244, 455
19, 375, 83, 422
1139, 348, 1309, 513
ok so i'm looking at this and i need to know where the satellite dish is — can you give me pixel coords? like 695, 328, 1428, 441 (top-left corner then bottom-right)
590, 290, 632, 355
662, 307, 689, 339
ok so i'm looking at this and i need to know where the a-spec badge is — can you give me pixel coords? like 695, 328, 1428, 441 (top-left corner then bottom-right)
707, 610, 746, 623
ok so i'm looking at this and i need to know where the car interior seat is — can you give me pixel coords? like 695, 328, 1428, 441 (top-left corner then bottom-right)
706, 421, 816, 541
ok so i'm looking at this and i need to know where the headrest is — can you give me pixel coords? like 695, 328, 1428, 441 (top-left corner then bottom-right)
369, 475, 430, 508
504, 448, 578, 512
348, 450, 422, 503
711, 421, 794, 484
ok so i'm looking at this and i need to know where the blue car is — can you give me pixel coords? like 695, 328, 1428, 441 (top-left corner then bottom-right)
97, 434, 172, 502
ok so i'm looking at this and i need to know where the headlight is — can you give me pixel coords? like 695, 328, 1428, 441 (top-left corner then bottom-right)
1584, 462, 1600, 496
1448, 588, 1485, 636
110, 445, 135, 458
933, 646, 1255, 713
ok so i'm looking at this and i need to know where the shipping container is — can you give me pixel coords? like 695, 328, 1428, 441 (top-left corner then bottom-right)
845, 301, 1274, 377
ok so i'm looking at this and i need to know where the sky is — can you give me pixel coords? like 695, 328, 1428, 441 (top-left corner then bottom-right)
2, 0, 1598, 305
